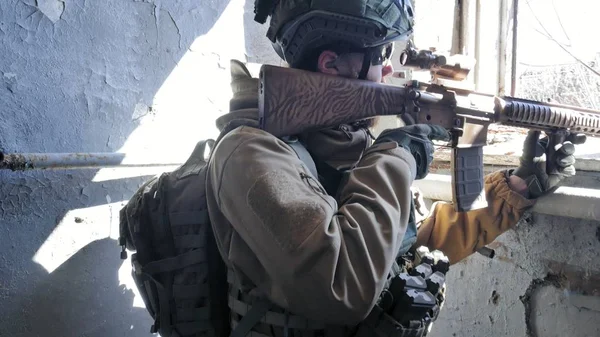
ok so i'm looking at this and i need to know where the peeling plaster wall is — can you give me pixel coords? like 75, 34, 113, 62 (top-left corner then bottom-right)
427, 213, 600, 337
1, 1, 600, 337
0, 0, 277, 336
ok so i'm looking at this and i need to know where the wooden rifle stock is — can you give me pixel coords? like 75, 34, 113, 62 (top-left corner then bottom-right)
257, 64, 600, 213
258, 65, 408, 137
257, 64, 483, 212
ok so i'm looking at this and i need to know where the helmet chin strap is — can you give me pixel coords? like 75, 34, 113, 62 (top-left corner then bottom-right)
358, 48, 374, 80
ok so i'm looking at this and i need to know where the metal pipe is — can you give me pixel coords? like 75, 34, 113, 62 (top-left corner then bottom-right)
461, 0, 477, 57
0, 152, 183, 171
413, 174, 600, 221
510, 0, 519, 96
451, 0, 463, 55
498, 0, 509, 96
474, 0, 482, 91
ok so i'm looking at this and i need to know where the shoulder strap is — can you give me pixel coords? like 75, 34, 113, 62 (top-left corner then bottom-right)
177, 139, 215, 179
218, 120, 318, 179
282, 136, 318, 179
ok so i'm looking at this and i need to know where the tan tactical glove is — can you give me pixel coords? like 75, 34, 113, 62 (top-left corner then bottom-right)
512, 130, 586, 198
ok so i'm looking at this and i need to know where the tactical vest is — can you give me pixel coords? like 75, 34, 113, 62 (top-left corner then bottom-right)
227, 138, 449, 337
119, 128, 448, 337
228, 250, 448, 337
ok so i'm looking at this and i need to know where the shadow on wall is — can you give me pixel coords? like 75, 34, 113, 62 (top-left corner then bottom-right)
0, 0, 232, 336
4, 238, 151, 337
0, 172, 156, 336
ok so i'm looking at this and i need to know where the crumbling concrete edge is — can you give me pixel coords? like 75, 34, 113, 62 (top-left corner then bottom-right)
519, 273, 567, 337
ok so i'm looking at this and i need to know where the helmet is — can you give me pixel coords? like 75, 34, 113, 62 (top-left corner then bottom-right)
254, 0, 415, 70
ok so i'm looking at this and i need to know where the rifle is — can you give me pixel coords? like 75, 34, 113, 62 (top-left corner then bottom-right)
256, 60, 600, 212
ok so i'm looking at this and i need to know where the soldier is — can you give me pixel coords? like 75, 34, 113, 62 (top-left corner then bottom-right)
205, 1, 584, 336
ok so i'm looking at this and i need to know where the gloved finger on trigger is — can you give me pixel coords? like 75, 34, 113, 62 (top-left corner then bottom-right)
400, 124, 429, 135
377, 129, 404, 143
398, 124, 440, 141
427, 125, 451, 141
567, 133, 587, 145
389, 130, 416, 147
379, 128, 397, 137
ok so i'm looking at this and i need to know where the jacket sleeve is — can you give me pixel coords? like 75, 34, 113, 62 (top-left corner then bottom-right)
414, 170, 536, 264
208, 126, 417, 325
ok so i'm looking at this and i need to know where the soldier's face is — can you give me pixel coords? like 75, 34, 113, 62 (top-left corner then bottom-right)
336, 53, 394, 83
364, 62, 394, 83
317, 50, 394, 83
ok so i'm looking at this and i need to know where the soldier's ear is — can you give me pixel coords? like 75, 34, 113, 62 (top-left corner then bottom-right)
318, 50, 340, 75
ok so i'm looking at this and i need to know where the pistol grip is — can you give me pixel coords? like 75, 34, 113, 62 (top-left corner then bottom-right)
451, 146, 488, 212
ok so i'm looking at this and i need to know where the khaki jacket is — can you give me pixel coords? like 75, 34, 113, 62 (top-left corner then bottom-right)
205, 62, 535, 326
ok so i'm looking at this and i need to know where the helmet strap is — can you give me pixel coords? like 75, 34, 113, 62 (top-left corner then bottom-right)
358, 48, 374, 80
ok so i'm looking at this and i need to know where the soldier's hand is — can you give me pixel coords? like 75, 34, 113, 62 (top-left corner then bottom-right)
373, 124, 450, 179
512, 130, 586, 198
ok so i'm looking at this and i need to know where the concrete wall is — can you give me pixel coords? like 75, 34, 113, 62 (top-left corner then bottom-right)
428, 204, 600, 337
0, 1, 599, 337
0, 0, 275, 336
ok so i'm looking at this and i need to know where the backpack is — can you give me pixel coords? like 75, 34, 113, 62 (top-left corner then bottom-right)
118, 132, 318, 337
118, 137, 229, 337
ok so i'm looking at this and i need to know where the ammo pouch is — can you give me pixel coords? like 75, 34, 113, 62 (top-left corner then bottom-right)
226, 246, 448, 337
354, 246, 449, 337
227, 270, 354, 337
